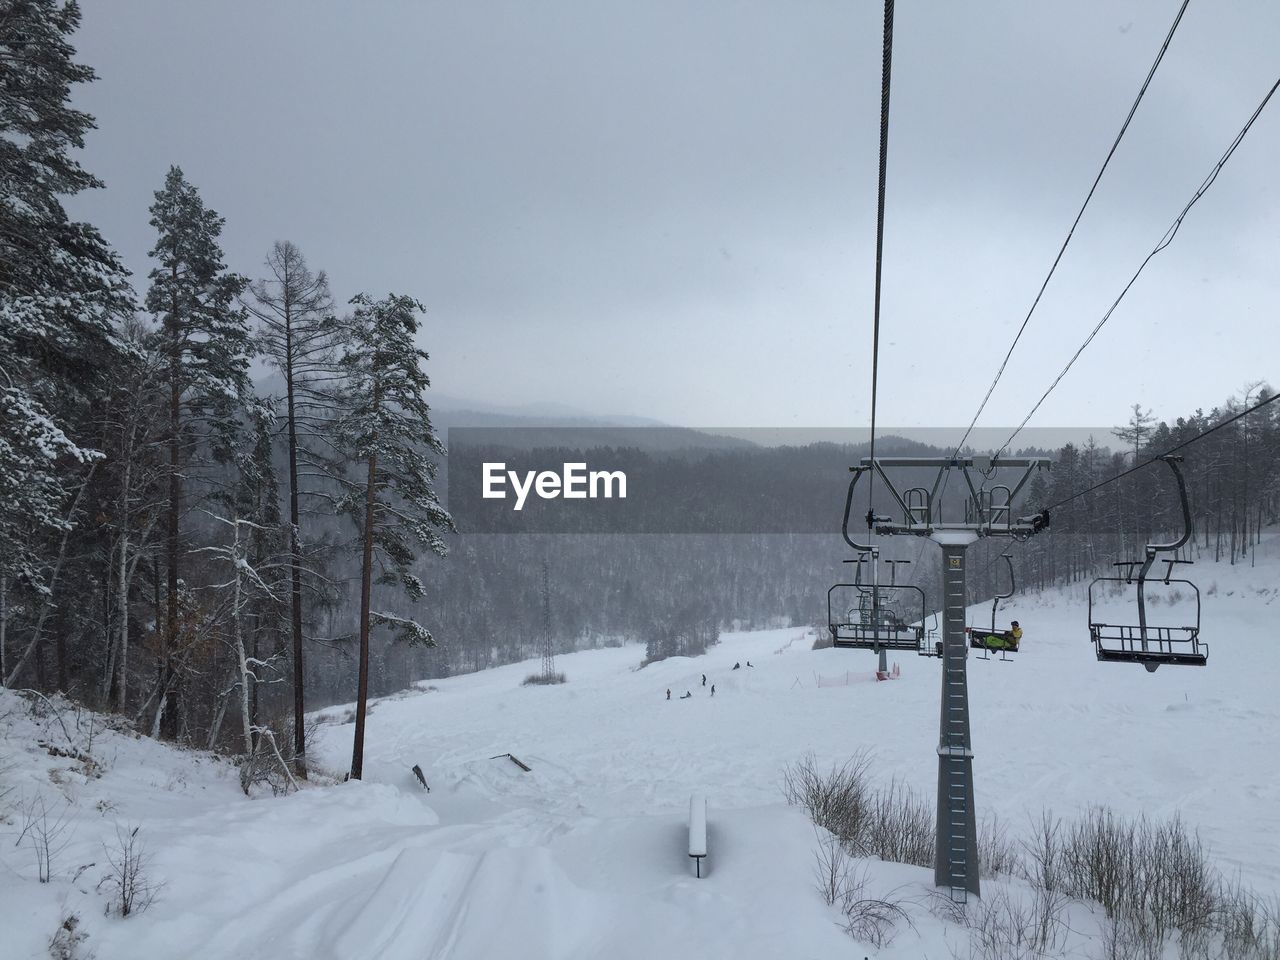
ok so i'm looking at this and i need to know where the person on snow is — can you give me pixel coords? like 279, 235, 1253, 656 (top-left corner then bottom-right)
666, 688, 671, 700
732, 662, 741, 670
711, 684, 716, 696
681, 690, 693, 699
746, 660, 753, 667
701, 673, 707, 686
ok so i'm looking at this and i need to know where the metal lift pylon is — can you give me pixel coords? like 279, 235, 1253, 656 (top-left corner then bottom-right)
844, 455, 1051, 902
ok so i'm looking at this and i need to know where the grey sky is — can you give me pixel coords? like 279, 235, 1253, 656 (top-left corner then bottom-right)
70, 1, 1278, 434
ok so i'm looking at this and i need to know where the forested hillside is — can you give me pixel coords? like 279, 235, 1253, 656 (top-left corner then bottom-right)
2, 4, 1277, 776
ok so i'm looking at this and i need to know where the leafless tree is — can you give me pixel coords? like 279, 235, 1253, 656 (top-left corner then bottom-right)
244, 241, 340, 776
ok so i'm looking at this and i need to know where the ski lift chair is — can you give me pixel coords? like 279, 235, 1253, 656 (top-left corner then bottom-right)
967, 553, 1018, 661
1087, 456, 1207, 673
829, 472, 927, 652
917, 609, 944, 658
827, 581, 927, 651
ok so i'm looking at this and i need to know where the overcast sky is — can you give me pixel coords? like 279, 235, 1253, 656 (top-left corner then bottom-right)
69, 1, 1278, 435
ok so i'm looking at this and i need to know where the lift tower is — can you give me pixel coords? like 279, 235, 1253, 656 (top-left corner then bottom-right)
843, 455, 1050, 901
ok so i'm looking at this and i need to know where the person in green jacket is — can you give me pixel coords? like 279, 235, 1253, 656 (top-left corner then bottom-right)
974, 621, 1022, 651
989, 621, 1023, 651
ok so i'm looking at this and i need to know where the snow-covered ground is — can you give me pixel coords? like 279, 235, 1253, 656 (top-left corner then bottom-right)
2, 544, 1277, 959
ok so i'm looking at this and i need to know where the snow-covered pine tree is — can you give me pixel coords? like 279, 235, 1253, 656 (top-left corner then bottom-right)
335, 293, 453, 779
144, 166, 251, 738
0, 0, 133, 618
244, 241, 340, 775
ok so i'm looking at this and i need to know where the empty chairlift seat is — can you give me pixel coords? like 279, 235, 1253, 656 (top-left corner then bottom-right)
1089, 574, 1207, 670
827, 583, 927, 651
1087, 457, 1208, 673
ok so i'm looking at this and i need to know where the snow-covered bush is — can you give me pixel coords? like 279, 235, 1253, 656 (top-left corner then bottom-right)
782, 753, 934, 867
16, 794, 74, 883
955, 888, 1041, 960
811, 829, 911, 948
521, 671, 567, 685
978, 814, 1021, 878
47, 913, 90, 960
864, 777, 934, 867
782, 752, 873, 844
237, 727, 300, 797
838, 868, 912, 948
1015, 812, 1070, 952
789, 761, 1280, 958
1059, 807, 1215, 944
98, 824, 159, 917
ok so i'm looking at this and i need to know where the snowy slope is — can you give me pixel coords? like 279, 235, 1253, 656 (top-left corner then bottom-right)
2, 546, 1277, 959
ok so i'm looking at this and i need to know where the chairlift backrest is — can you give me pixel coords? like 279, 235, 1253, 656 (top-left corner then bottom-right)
988, 553, 1015, 635
905, 486, 930, 526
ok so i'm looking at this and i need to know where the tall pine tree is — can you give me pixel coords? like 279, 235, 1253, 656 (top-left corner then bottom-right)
145, 166, 251, 738
335, 294, 452, 779
0, 0, 133, 616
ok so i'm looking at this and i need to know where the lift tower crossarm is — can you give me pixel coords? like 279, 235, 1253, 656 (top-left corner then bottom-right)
871, 458, 915, 523
851, 456, 1051, 537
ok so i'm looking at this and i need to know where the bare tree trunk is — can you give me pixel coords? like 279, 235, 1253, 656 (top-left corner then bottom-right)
55, 618, 68, 692
0, 575, 7, 687
350, 442, 379, 781
116, 531, 130, 708
5, 466, 96, 687
286, 313, 307, 776
100, 564, 117, 707
163, 264, 184, 739
110, 516, 158, 712
249, 611, 261, 729
260, 727, 299, 792
112, 451, 134, 709
151, 675, 167, 739
1253, 504, 1260, 567
231, 521, 254, 757
1229, 505, 1238, 565
148, 658, 184, 740
207, 686, 231, 751
1214, 489, 1222, 563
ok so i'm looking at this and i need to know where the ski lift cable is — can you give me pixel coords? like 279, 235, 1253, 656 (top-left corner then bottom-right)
1045, 390, 1280, 511
963, 393, 1277, 594
991, 72, 1280, 463
866, 0, 895, 525
949, 0, 1191, 460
